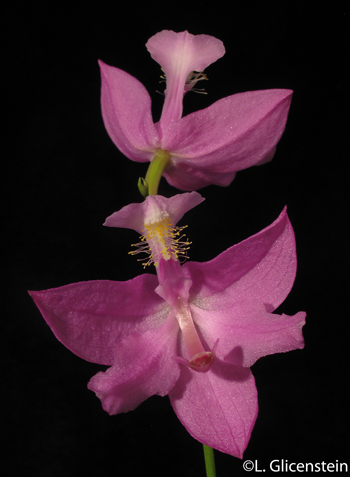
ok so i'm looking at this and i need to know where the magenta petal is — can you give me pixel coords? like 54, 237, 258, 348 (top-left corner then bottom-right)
99, 60, 159, 162
192, 304, 305, 367
163, 89, 292, 190
88, 313, 180, 414
184, 208, 296, 310
29, 275, 168, 365
169, 359, 258, 457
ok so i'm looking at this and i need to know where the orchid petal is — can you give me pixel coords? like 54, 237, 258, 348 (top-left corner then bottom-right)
104, 200, 148, 234
166, 191, 205, 224
169, 359, 258, 458
192, 303, 305, 367
104, 192, 204, 233
88, 313, 180, 414
164, 167, 237, 191
162, 89, 292, 190
184, 208, 296, 310
29, 276, 168, 366
99, 60, 158, 162
146, 30, 225, 137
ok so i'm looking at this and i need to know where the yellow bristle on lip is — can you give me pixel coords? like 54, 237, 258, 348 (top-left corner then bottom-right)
129, 215, 191, 268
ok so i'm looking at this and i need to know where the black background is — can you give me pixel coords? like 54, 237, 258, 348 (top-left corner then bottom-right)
3, 1, 348, 476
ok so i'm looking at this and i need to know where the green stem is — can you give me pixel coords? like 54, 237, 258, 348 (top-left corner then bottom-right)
203, 445, 216, 477
144, 149, 170, 196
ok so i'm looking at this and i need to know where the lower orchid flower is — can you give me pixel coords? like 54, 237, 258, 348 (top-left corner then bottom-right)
100, 30, 293, 191
29, 192, 305, 458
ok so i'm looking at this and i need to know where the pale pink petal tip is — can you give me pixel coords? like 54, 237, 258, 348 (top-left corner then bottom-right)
146, 30, 225, 75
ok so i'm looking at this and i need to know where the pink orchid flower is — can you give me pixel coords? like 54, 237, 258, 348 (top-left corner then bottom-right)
29, 192, 305, 458
99, 30, 293, 190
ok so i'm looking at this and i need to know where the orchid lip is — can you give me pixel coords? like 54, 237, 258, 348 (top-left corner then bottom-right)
130, 214, 190, 268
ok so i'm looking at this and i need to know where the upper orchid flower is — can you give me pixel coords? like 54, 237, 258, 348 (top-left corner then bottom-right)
29, 192, 305, 458
99, 30, 293, 191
